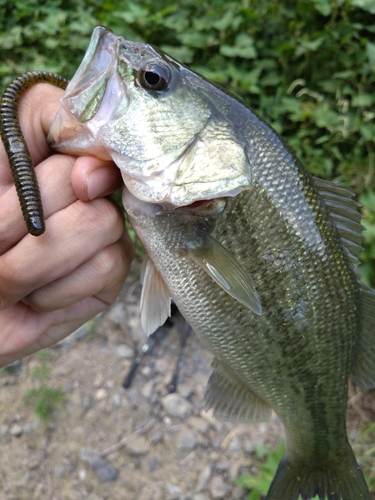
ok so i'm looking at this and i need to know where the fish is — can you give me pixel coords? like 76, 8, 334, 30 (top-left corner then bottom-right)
48, 26, 375, 500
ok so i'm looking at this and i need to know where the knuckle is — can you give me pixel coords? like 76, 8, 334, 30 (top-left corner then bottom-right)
84, 199, 124, 238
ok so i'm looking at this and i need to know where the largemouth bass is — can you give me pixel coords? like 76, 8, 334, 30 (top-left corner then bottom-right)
46, 27, 375, 499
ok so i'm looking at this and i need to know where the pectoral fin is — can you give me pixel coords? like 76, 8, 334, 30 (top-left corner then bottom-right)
205, 359, 272, 423
140, 257, 171, 336
184, 230, 262, 315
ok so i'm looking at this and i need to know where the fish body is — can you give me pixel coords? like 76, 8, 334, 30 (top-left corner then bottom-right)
49, 27, 375, 500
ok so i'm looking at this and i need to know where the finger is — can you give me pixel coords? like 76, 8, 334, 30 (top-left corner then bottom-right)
24, 231, 134, 312
71, 156, 123, 202
0, 197, 125, 308
0, 153, 76, 252
0, 84, 65, 180
0, 294, 120, 367
0, 153, 124, 253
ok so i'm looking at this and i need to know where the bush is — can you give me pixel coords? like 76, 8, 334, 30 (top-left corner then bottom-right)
1, 0, 374, 283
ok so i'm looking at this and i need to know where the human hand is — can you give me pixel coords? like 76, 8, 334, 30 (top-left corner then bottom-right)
0, 83, 134, 367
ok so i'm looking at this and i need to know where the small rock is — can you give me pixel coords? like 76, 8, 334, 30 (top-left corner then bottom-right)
193, 495, 211, 500
138, 483, 163, 500
233, 485, 247, 499
177, 430, 197, 451
28, 456, 44, 471
0, 424, 9, 435
227, 435, 242, 456
90, 457, 119, 482
95, 389, 107, 401
107, 303, 127, 324
127, 388, 139, 407
229, 462, 241, 481
33, 483, 46, 498
141, 380, 154, 399
209, 476, 231, 498
150, 427, 163, 444
155, 358, 169, 374
10, 423, 23, 437
215, 459, 231, 473
115, 344, 134, 359
81, 394, 93, 414
196, 465, 211, 492
167, 483, 182, 499
125, 436, 150, 456
25, 420, 39, 433
0, 375, 17, 386
80, 449, 118, 482
111, 393, 122, 408
79, 469, 87, 480
161, 393, 193, 419
187, 416, 210, 434
91, 457, 118, 483
3, 359, 21, 372
148, 456, 158, 473
178, 381, 194, 398
93, 374, 104, 388
54, 459, 75, 479
141, 365, 153, 379
87, 494, 103, 500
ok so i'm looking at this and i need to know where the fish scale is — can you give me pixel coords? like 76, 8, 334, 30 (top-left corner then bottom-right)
127, 186, 353, 450
43, 26, 375, 499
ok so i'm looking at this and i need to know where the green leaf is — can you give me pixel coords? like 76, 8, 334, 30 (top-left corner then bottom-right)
366, 41, 375, 65
350, 0, 375, 14
351, 94, 374, 107
312, 0, 332, 16
220, 33, 257, 59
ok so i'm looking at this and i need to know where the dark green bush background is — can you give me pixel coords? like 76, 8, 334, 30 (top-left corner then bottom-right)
1, 0, 374, 284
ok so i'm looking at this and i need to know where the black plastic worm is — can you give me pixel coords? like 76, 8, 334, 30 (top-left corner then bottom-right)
0, 71, 68, 236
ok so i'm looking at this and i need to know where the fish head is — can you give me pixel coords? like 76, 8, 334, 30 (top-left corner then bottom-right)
49, 26, 252, 207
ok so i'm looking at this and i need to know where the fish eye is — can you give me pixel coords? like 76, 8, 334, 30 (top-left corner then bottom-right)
138, 64, 171, 91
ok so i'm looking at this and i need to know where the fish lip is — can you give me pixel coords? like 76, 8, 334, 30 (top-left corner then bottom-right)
60, 27, 121, 122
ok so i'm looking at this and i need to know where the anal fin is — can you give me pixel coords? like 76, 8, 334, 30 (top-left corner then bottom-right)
204, 359, 272, 423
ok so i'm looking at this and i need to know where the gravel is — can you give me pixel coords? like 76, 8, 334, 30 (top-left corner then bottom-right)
0, 264, 284, 499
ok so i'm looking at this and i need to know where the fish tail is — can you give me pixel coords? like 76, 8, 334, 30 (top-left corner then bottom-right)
265, 445, 370, 500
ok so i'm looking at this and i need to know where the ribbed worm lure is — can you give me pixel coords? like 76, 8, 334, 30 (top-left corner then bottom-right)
0, 71, 68, 236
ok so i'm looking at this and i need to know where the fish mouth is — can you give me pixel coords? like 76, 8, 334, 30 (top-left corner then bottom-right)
48, 26, 125, 155
49, 26, 252, 208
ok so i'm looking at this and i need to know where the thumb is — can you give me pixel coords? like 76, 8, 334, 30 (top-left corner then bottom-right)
71, 156, 123, 202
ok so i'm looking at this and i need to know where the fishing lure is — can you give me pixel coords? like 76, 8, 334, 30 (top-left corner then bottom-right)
0, 71, 68, 236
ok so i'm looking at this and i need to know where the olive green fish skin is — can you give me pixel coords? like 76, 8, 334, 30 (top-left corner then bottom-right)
123, 121, 359, 468
47, 27, 373, 498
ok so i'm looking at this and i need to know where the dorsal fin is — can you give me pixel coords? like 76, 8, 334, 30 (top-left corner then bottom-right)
351, 282, 375, 390
140, 257, 171, 336
314, 177, 365, 270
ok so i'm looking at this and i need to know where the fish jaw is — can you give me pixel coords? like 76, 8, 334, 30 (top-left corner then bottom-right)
49, 26, 252, 207
48, 26, 125, 160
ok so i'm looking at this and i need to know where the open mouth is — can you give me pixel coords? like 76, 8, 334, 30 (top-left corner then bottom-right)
181, 199, 212, 210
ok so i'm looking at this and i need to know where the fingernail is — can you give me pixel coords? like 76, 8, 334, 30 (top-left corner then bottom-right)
87, 167, 111, 200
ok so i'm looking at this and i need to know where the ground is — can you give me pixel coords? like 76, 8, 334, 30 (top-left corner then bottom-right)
0, 260, 373, 500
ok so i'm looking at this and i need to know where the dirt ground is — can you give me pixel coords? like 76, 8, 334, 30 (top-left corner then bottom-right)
0, 259, 374, 500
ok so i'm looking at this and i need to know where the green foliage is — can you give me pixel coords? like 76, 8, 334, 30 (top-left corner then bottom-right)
0, 0, 374, 281
236, 440, 286, 499
359, 191, 375, 286
23, 351, 65, 422
353, 421, 375, 491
